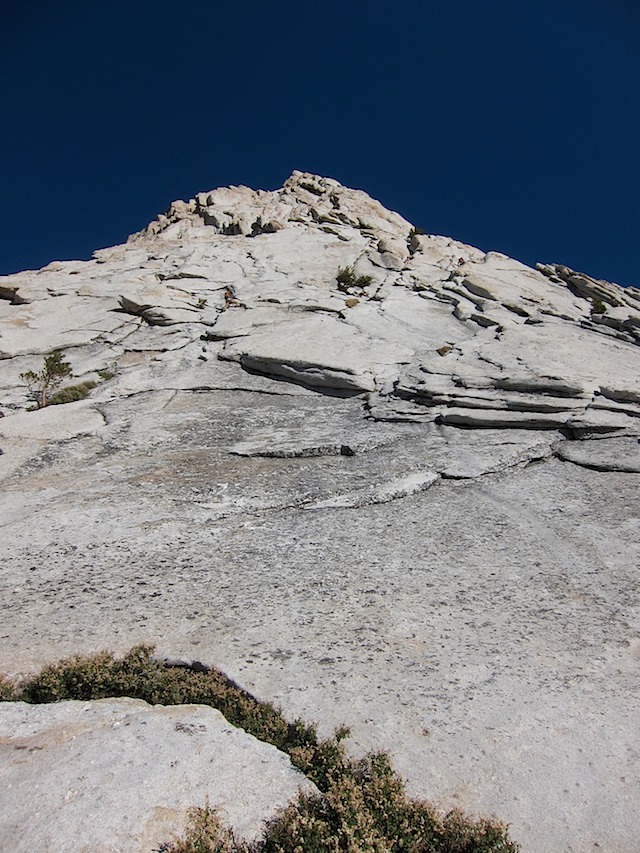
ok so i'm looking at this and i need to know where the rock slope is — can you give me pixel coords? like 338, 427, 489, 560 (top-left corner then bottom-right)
2, 170, 639, 475
0, 172, 639, 852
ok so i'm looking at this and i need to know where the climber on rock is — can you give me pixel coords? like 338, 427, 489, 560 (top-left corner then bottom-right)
223, 287, 246, 309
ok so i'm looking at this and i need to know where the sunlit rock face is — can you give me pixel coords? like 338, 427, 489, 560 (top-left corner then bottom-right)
1, 172, 639, 852
0, 698, 315, 852
3, 169, 639, 448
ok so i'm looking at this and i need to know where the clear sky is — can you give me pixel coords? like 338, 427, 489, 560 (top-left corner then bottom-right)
2, 0, 639, 285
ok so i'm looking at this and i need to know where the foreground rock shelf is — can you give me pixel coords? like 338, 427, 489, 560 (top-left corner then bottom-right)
1, 172, 639, 852
0, 698, 313, 852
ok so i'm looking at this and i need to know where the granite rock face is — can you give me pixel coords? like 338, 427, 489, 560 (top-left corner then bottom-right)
2, 170, 639, 453
0, 698, 315, 852
1, 172, 639, 852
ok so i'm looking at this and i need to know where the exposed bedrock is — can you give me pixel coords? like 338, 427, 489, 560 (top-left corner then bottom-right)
555, 436, 640, 472
0, 699, 314, 850
1, 172, 639, 853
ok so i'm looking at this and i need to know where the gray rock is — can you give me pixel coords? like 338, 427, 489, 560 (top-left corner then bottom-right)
555, 436, 640, 472
0, 699, 314, 852
1, 172, 639, 853
437, 407, 570, 430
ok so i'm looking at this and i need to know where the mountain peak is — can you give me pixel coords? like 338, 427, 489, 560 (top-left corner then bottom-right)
129, 171, 411, 245
2, 174, 639, 447
1, 175, 639, 853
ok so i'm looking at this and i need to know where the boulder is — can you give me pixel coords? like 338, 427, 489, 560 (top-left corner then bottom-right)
0, 698, 314, 852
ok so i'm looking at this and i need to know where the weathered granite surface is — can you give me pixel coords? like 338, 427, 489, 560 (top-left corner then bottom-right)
1, 172, 639, 852
0, 698, 314, 852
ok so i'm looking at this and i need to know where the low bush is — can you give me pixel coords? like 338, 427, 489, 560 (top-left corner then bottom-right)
336, 266, 373, 294
259, 752, 517, 853
2, 647, 519, 852
47, 380, 98, 405
12, 646, 320, 759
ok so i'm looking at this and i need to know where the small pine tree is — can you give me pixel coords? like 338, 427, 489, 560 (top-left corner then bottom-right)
20, 350, 73, 409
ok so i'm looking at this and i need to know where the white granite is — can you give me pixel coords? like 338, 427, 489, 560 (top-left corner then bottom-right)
1, 172, 639, 852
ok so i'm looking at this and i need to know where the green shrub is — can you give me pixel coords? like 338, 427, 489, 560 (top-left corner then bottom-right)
336, 267, 373, 294
591, 298, 607, 315
47, 380, 98, 406
336, 266, 357, 290
97, 369, 116, 381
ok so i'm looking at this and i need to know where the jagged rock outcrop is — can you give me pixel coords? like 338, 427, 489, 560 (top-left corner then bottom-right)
2, 170, 638, 468
1, 173, 639, 853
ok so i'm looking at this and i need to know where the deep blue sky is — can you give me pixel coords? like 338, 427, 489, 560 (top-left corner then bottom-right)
2, 0, 639, 285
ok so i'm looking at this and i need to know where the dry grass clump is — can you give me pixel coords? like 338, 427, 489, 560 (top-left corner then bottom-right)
170, 804, 237, 853
0, 674, 18, 701
2, 646, 519, 853
172, 752, 517, 852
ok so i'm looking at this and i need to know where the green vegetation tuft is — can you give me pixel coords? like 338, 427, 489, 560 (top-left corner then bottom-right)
2, 647, 519, 853
47, 380, 98, 405
97, 369, 116, 381
336, 266, 373, 294
591, 298, 607, 315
